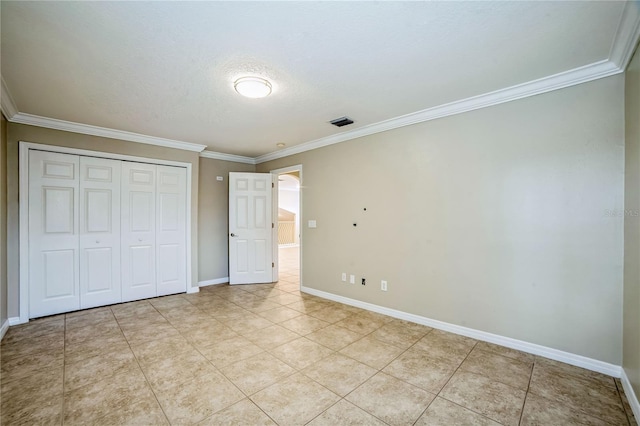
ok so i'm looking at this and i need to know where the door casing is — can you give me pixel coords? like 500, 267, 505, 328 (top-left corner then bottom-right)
270, 164, 303, 287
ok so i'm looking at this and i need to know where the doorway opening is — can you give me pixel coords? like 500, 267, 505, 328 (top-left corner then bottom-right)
272, 166, 302, 289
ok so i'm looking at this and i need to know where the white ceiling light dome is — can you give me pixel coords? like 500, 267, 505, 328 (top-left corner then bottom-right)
234, 76, 272, 99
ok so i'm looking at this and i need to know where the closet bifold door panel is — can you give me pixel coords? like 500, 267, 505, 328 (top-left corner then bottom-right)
156, 165, 187, 296
29, 151, 81, 318
79, 157, 122, 309
121, 162, 157, 303
26, 148, 189, 318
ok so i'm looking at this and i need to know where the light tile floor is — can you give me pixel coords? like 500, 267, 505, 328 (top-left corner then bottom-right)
1, 246, 637, 425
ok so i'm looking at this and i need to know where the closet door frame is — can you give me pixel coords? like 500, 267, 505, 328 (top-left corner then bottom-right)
18, 141, 196, 324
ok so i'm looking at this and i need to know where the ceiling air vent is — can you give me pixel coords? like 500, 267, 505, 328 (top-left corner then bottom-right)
329, 116, 354, 127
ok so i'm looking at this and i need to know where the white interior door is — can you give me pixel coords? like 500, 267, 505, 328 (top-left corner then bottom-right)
79, 156, 122, 309
229, 172, 274, 285
156, 165, 187, 296
121, 162, 157, 302
29, 151, 80, 318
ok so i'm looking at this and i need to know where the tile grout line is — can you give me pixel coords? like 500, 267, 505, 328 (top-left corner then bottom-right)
236, 272, 296, 425
17, 258, 628, 426
614, 378, 634, 426
398, 327, 441, 426
428, 340, 505, 424
2, 286, 468, 422
463, 347, 538, 394
305, 317, 428, 425
517, 358, 535, 425
370, 325, 437, 425
154, 296, 255, 424
431, 337, 477, 394
112, 303, 173, 426
171, 292, 276, 424
206, 268, 356, 425
302, 398, 345, 426
61, 315, 67, 426
532, 358, 629, 425
197, 288, 303, 426
63, 309, 129, 424
265, 337, 391, 426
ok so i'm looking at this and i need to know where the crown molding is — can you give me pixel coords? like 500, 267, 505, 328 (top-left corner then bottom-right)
255, 59, 620, 164
609, 0, 640, 70
1, 77, 18, 119
9, 112, 207, 152
253, 3, 639, 164
3, 2, 639, 162
199, 149, 255, 165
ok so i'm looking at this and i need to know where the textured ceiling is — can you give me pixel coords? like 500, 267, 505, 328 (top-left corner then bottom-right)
0, 1, 631, 157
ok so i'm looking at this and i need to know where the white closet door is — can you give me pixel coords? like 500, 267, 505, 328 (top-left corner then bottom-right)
121, 162, 157, 302
29, 151, 80, 318
156, 165, 187, 296
79, 157, 122, 309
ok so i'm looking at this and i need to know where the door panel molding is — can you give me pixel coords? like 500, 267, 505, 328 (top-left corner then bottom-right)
156, 165, 187, 296
229, 172, 274, 285
19, 141, 194, 323
79, 156, 121, 309
28, 151, 80, 318
119, 162, 157, 303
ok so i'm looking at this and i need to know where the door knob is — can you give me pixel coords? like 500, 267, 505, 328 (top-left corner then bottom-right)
230, 233, 238, 237
138, 238, 143, 242
95, 240, 100, 244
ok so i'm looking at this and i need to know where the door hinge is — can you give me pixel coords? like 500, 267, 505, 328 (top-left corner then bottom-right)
272, 182, 275, 188
272, 223, 274, 228
272, 262, 275, 268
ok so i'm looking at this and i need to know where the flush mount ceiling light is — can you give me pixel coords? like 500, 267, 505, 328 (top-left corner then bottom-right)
276, 143, 285, 148
233, 76, 272, 98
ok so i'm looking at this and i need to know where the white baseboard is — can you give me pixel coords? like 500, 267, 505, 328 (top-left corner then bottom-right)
198, 277, 229, 287
621, 369, 640, 421
301, 286, 622, 378
0, 319, 9, 341
186, 286, 200, 294
8, 316, 26, 326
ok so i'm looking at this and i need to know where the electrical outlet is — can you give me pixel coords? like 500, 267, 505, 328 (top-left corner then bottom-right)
349, 274, 355, 284
341, 272, 347, 282
381, 280, 388, 291
361, 278, 366, 286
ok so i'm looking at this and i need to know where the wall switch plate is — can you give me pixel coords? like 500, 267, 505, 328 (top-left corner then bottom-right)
349, 274, 355, 284
381, 280, 388, 291
341, 272, 347, 282
216, 176, 224, 181
308, 220, 317, 228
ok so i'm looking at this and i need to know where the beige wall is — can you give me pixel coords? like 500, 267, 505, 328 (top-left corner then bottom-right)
624, 49, 640, 397
6, 123, 200, 318
198, 157, 254, 282
1, 114, 7, 327
258, 75, 625, 364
